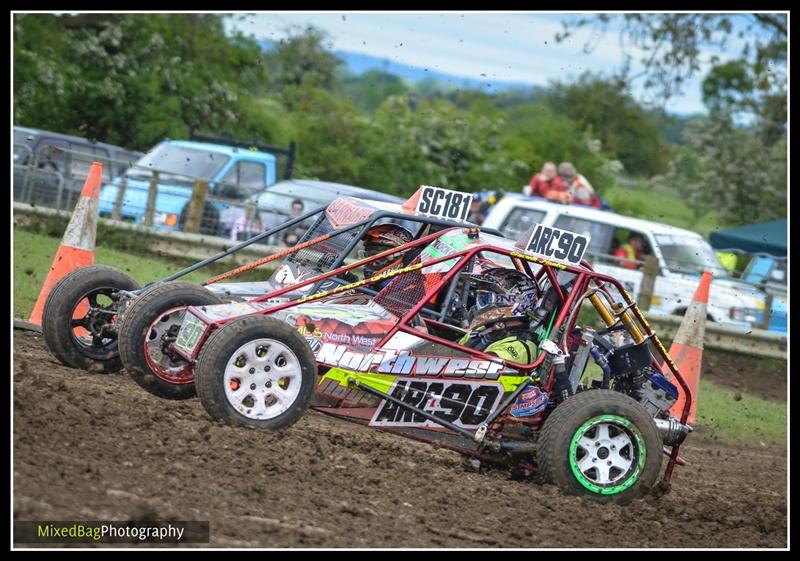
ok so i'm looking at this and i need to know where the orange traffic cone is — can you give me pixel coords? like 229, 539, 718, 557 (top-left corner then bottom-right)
401, 186, 424, 212
668, 271, 712, 425
28, 162, 103, 325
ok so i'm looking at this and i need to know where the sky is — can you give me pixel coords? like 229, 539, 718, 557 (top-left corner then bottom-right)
226, 11, 757, 115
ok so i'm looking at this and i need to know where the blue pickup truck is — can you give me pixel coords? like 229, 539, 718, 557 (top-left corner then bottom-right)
97, 136, 296, 236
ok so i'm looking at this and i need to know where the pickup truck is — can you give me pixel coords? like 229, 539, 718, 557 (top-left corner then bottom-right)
97, 135, 296, 236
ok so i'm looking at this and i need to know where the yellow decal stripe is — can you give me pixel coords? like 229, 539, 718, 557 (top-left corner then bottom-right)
509, 251, 567, 270
297, 262, 424, 304
321, 368, 399, 394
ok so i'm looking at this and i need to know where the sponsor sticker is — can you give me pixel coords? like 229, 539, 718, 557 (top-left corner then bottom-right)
325, 197, 375, 228
415, 185, 472, 222
509, 386, 549, 418
522, 224, 590, 266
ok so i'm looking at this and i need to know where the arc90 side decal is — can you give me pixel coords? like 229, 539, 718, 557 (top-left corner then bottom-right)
370, 379, 503, 428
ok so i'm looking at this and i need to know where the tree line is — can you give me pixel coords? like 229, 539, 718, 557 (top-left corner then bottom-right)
13, 13, 786, 226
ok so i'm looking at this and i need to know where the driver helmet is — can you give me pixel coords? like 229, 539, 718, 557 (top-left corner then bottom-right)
466, 267, 539, 329
362, 224, 414, 278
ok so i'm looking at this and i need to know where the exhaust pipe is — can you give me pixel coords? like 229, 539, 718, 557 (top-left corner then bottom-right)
655, 418, 692, 447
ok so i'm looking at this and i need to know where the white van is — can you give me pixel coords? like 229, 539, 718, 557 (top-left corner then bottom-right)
483, 194, 767, 329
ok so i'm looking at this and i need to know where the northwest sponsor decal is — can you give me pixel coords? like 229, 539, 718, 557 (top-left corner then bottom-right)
509, 386, 549, 418
305, 337, 322, 353
370, 379, 502, 428
522, 224, 590, 266
325, 197, 375, 228
297, 325, 381, 349
416, 186, 472, 221
316, 342, 506, 379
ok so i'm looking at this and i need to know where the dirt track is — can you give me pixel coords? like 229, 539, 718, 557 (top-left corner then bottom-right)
13, 329, 787, 548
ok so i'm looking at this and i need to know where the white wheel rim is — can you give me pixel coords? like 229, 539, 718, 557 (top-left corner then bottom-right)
574, 422, 635, 486
223, 338, 303, 420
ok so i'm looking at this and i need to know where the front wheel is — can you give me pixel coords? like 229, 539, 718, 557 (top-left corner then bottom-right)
536, 389, 663, 504
42, 265, 140, 372
195, 316, 317, 430
118, 281, 226, 400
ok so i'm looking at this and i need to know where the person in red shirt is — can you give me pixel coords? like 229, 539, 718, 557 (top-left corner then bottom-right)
558, 162, 602, 209
613, 233, 647, 269
527, 162, 571, 203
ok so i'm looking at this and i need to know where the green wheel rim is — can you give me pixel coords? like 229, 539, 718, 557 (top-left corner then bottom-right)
568, 414, 647, 495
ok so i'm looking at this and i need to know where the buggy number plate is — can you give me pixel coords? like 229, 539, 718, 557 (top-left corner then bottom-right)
174, 312, 207, 354
370, 379, 502, 428
416, 186, 472, 222
524, 224, 590, 266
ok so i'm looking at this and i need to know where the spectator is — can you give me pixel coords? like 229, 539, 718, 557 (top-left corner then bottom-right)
282, 198, 307, 246
229, 204, 264, 241
558, 162, 602, 209
613, 232, 647, 270
527, 162, 571, 203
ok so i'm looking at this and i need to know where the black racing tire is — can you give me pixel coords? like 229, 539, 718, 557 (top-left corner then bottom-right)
195, 315, 317, 430
42, 265, 140, 372
536, 389, 663, 505
118, 281, 226, 400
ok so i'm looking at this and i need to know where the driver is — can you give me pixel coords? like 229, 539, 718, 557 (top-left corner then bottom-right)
361, 224, 415, 287
457, 268, 545, 363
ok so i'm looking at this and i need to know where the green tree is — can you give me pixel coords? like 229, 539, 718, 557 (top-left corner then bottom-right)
264, 26, 342, 94
545, 73, 667, 176
338, 68, 410, 113
501, 102, 617, 194
661, 112, 786, 226
14, 14, 272, 150
557, 13, 787, 103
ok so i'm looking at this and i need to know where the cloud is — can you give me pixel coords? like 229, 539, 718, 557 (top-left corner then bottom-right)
228, 12, 751, 114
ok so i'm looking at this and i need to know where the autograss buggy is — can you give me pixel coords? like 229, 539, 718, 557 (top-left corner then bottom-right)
170, 224, 693, 504
41, 187, 495, 394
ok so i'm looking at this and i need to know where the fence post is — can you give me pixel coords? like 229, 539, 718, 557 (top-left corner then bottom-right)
20, 155, 37, 204
143, 171, 160, 227
638, 255, 660, 311
182, 179, 208, 234
759, 292, 774, 330
111, 175, 128, 221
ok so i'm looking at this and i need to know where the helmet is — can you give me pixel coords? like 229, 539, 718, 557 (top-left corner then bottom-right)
466, 268, 539, 329
362, 224, 414, 278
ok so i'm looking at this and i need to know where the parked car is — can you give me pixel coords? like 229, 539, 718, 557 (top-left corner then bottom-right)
482, 194, 768, 331
97, 136, 296, 236
741, 256, 787, 333
13, 125, 144, 210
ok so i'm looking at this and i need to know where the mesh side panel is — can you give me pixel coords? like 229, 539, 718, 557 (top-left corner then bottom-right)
373, 267, 428, 318
288, 217, 362, 272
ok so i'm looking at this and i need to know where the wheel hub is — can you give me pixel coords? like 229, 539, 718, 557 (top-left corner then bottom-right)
224, 338, 302, 420
572, 419, 636, 487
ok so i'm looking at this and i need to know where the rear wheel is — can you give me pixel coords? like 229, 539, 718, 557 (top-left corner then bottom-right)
42, 265, 140, 372
536, 389, 663, 504
118, 281, 226, 399
195, 316, 317, 430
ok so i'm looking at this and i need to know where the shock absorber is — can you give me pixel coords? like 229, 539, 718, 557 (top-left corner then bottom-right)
588, 293, 645, 344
